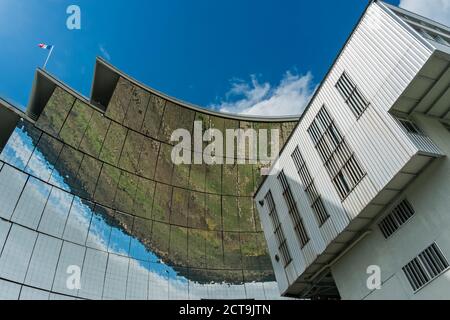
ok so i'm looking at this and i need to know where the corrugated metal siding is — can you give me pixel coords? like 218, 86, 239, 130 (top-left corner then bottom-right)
255, 2, 435, 292
347, 108, 412, 190
315, 168, 348, 234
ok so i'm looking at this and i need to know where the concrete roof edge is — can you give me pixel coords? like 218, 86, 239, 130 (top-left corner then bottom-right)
93, 57, 301, 123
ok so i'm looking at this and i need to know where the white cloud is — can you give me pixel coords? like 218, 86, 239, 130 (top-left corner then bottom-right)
210, 71, 316, 117
399, 0, 450, 26
99, 44, 111, 61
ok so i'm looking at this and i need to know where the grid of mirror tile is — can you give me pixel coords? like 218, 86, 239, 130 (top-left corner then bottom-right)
2, 110, 276, 230
0, 161, 282, 299
33, 84, 296, 196
0, 78, 300, 299
0, 117, 273, 268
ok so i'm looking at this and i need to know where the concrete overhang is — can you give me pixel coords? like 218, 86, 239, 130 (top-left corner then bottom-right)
91, 57, 301, 123
0, 98, 30, 153
390, 50, 450, 121
26, 68, 96, 121
25, 58, 300, 125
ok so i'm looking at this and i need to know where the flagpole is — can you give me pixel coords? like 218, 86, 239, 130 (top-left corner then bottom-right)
43, 46, 54, 69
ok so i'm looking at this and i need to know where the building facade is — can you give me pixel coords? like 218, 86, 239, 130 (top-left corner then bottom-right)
0, 58, 298, 300
255, 1, 450, 299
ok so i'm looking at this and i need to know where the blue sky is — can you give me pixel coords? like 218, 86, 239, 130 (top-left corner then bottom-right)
1, 0, 446, 116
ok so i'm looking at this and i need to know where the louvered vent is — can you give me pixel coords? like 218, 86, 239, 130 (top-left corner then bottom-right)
335, 71, 369, 118
403, 243, 449, 292
379, 199, 415, 239
308, 106, 366, 200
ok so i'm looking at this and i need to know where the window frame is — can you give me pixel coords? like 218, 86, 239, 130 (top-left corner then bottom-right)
308, 106, 366, 201
335, 71, 370, 118
397, 117, 423, 135
264, 191, 292, 267
277, 170, 310, 248
291, 146, 330, 227
378, 199, 415, 239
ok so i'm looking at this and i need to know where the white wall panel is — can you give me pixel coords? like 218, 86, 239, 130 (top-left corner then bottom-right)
265, 231, 288, 293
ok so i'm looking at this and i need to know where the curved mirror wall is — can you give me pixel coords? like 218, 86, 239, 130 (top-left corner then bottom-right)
0, 64, 298, 300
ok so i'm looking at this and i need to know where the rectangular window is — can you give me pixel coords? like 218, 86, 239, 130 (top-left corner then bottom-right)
308, 106, 366, 200
379, 199, 415, 239
397, 118, 423, 135
277, 171, 310, 247
336, 71, 369, 118
292, 147, 329, 226
403, 243, 449, 292
265, 191, 292, 267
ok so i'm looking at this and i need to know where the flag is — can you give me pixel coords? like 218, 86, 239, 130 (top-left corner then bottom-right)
38, 43, 55, 69
38, 43, 53, 50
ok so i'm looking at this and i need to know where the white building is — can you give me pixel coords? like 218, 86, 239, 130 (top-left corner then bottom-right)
255, 1, 450, 300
